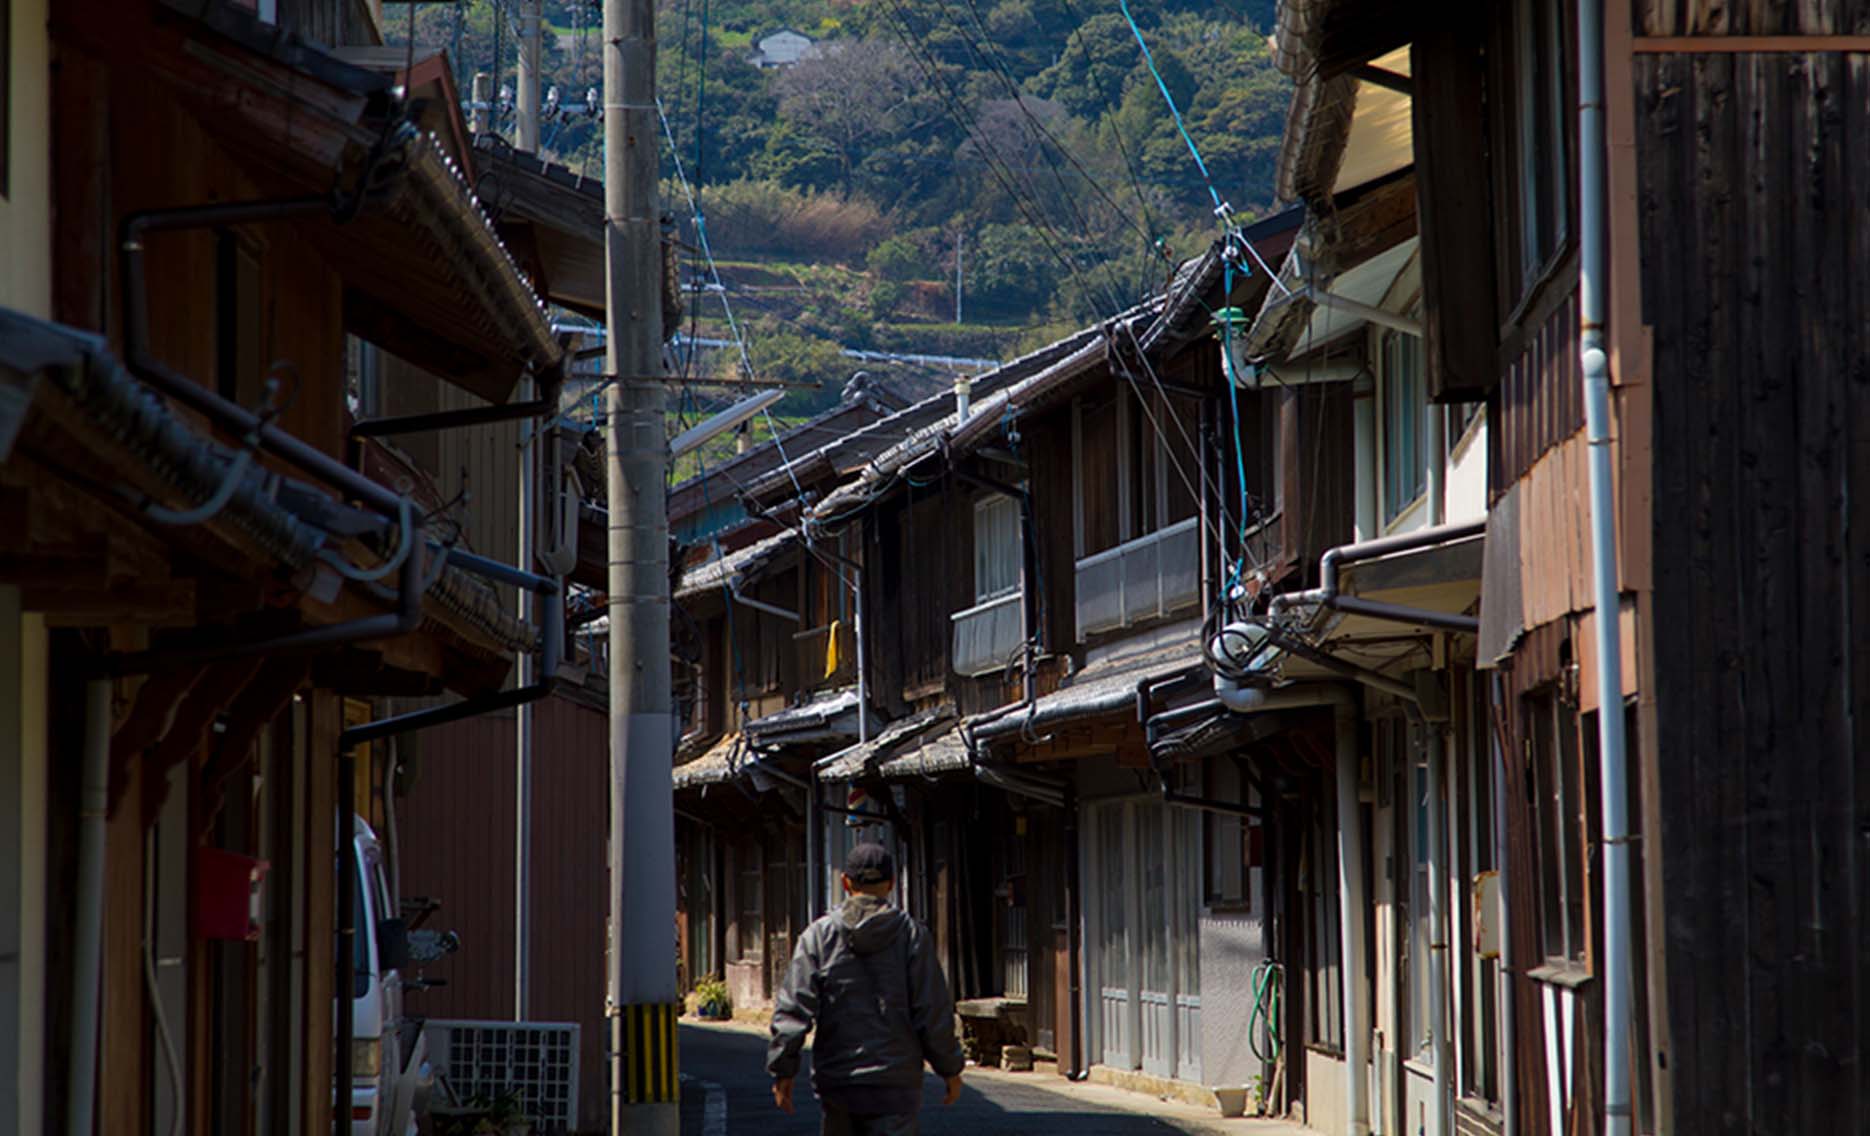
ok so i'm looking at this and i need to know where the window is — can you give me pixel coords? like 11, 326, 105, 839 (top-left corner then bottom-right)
1409, 753, 1436, 1059
1382, 331, 1426, 522
1203, 758, 1255, 910
1304, 787, 1343, 1051
1073, 387, 1199, 558
1458, 673, 1501, 1103
734, 840, 763, 962
1527, 690, 1589, 964
1506, 0, 1573, 299
973, 495, 1021, 603
221, 236, 265, 408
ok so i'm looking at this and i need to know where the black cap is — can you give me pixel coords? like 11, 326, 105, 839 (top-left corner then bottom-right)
844, 842, 894, 885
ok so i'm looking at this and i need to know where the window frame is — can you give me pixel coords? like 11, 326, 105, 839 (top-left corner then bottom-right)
1072, 388, 1201, 561
1304, 778, 1344, 1054
971, 493, 1022, 604
1202, 757, 1254, 912
1527, 688, 1591, 968
1381, 330, 1427, 523
1493, 0, 1576, 320
734, 839, 764, 963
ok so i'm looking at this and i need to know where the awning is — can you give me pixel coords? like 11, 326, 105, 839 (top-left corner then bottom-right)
2, 308, 537, 667
674, 732, 746, 790
136, 1, 562, 401
744, 688, 882, 749
675, 530, 798, 601
1272, 529, 1484, 682
819, 707, 964, 786
472, 134, 609, 320
968, 639, 1205, 749
1243, 177, 1419, 366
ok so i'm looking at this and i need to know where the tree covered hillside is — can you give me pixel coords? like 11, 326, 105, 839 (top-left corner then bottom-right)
407, 1, 1287, 390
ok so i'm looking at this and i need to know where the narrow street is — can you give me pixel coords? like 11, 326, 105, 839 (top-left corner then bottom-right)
677, 1023, 1289, 1136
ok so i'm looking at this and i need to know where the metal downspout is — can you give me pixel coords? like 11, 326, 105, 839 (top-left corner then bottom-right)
1578, 0, 1635, 1128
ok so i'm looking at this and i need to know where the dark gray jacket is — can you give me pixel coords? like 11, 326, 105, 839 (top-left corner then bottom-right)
766, 895, 964, 1110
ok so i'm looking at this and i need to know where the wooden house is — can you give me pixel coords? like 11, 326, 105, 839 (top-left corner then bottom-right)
1255, 2, 1870, 1135
0, 2, 571, 1132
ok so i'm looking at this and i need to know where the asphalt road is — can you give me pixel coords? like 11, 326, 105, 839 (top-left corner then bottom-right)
678, 1023, 1218, 1135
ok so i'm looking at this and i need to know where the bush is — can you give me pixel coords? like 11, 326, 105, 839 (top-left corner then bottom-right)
866, 235, 927, 282
686, 178, 888, 264
692, 976, 732, 1020
867, 280, 907, 320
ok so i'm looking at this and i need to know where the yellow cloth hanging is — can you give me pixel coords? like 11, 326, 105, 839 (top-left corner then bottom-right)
824, 618, 843, 679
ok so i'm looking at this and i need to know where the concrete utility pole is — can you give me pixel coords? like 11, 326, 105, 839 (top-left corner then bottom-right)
470, 72, 492, 135
604, 0, 678, 1130
516, 0, 543, 152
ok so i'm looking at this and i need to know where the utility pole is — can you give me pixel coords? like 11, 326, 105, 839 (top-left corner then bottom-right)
954, 230, 964, 324
516, 0, 543, 152
604, 0, 678, 1131
470, 72, 492, 135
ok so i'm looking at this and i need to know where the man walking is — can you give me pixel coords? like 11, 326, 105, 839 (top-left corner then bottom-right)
768, 843, 965, 1134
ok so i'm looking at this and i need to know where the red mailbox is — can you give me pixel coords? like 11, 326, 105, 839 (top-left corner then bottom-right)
195, 847, 269, 942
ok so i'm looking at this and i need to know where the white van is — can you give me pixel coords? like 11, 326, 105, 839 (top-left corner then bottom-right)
347, 816, 433, 1136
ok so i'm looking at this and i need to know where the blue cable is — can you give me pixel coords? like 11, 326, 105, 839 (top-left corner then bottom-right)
1119, 0, 1223, 215
1220, 259, 1254, 593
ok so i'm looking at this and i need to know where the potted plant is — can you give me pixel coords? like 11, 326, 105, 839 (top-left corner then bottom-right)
471, 1091, 530, 1136
693, 976, 732, 1020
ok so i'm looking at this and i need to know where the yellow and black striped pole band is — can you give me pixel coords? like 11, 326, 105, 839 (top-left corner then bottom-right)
620, 1002, 681, 1104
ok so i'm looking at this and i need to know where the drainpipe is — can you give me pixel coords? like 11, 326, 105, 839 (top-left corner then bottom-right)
1578, 0, 1635, 1128
1211, 681, 1367, 1136
1267, 519, 1486, 635
65, 678, 111, 1136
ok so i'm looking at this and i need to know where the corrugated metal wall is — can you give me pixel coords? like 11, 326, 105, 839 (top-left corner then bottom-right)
394, 692, 610, 1133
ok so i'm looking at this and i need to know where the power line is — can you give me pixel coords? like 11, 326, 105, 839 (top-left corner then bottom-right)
873, 0, 1131, 326
947, 0, 1169, 301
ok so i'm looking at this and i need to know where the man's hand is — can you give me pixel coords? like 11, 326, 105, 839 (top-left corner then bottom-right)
773, 1076, 795, 1113
943, 1073, 964, 1106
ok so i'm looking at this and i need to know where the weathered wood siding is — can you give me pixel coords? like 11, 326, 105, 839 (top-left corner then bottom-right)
1638, 43, 1870, 1133
1489, 297, 1583, 499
